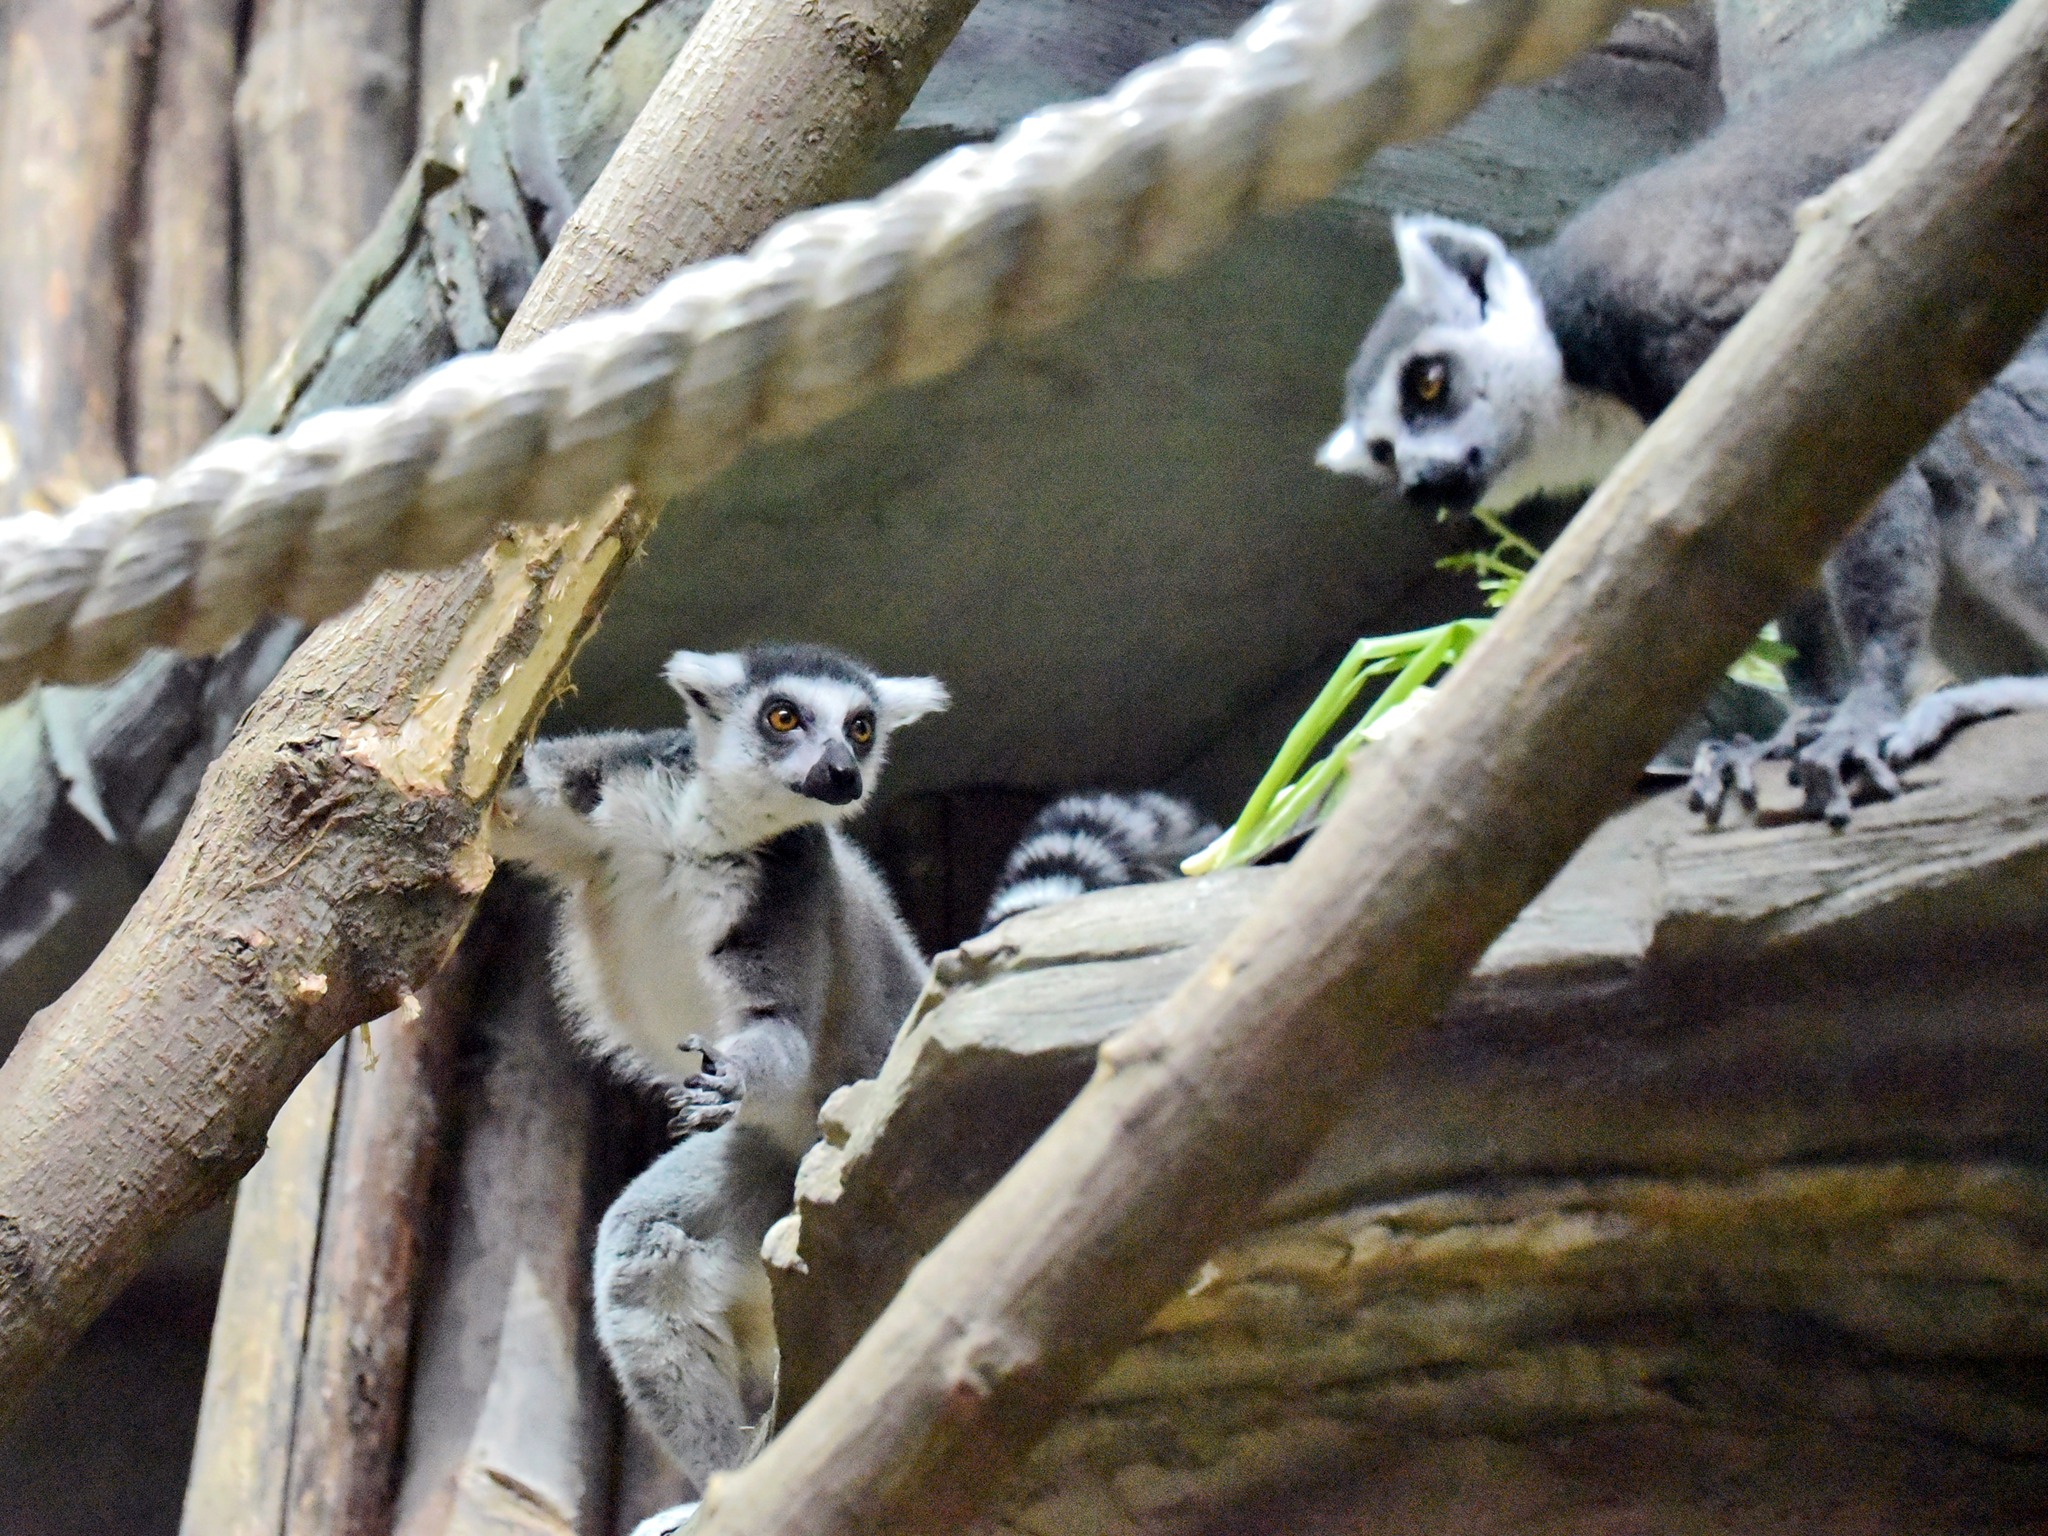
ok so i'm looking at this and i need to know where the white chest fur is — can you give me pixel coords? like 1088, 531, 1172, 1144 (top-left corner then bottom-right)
1481, 383, 1645, 512
554, 844, 761, 1090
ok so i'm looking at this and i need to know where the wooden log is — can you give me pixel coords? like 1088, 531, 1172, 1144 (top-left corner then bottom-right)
0, 0, 154, 513
691, 11, 2048, 1533
769, 723, 2048, 1532
0, 0, 985, 1427
177, 1042, 346, 1536
131, 0, 244, 473
390, 885, 615, 1536
775, 712, 2048, 1416
235, 0, 419, 382
280, 972, 468, 1536
995, 1164, 2048, 1533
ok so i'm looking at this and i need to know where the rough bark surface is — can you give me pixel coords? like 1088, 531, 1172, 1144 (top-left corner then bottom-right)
688, 11, 2048, 1535
0, 0, 985, 1431
390, 888, 615, 1536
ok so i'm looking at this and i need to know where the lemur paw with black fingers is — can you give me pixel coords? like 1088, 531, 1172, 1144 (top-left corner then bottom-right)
670, 1036, 744, 1137
1690, 701, 1906, 829
1786, 696, 1904, 828
1687, 710, 1814, 827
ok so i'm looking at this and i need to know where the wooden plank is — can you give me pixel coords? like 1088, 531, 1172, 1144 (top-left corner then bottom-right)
0, 0, 153, 513
235, 0, 419, 383
281, 975, 468, 1536
177, 1041, 346, 1536
131, 0, 244, 472
393, 888, 616, 1536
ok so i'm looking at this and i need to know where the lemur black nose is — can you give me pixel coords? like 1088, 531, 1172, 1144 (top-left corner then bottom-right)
1403, 464, 1481, 513
802, 742, 862, 805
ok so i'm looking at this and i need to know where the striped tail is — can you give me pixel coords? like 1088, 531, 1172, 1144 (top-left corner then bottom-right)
981, 792, 1218, 931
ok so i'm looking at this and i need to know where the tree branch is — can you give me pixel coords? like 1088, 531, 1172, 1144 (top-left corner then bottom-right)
0, 0, 982, 1426
689, 8, 2048, 1534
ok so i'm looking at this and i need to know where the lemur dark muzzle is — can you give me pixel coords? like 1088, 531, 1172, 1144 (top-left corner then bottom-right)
802, 742, 862, 805
1402, 465, 1481, 514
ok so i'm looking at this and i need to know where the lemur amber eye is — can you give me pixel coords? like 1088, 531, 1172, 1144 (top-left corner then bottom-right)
1414, 358, 1447, 403
765, 702, 802, 733
847, 712, 875, 747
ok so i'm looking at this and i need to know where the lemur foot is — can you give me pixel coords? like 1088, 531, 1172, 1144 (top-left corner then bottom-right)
629, 1502, 701, 1536
1687, 708, 1812, 826
670, 1036, 743, 1137
1689, 701, 1902, 829
1786, 701, 1902, 828
1882, 676, 2048, 766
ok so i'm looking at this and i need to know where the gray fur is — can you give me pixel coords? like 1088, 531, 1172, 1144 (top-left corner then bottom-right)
493, 642, 946, 1498
1321, 25, 2048, 825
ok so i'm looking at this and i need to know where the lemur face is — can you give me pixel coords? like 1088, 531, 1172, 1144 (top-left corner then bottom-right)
664, 645, 949, 820
1318, 215, 1564, 514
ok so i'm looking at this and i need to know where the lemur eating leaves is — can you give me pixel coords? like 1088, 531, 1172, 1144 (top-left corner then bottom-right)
1318, 25, 2048, 826
492, 643, 946, 1514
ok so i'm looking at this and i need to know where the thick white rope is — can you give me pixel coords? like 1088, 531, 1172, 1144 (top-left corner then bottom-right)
0, 0, 1635, 705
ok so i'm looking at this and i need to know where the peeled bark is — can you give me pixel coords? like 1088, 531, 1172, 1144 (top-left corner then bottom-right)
418, 0, 546, 133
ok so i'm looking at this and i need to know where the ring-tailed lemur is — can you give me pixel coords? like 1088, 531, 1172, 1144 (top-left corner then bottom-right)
1318, 25, 2048, 827
981, 791, 1217, 930
492, 643, 947, 1511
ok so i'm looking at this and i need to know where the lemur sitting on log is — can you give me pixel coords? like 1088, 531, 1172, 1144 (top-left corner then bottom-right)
492, 643, 947, 1518
1317, 25, 2048, 827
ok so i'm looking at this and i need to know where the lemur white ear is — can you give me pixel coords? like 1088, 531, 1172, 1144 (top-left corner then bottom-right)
874, 676, 950, 729
663, 650, 748, 717
1393, 215, 1511, 328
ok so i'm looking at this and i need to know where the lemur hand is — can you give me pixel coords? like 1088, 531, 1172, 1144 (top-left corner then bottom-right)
670, 1036, 743, 1136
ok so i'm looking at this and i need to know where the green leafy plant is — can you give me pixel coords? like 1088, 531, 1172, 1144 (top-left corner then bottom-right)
1183, 509, 1792, 875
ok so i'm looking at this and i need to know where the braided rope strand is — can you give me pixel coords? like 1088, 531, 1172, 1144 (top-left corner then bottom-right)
0, 0, 1633, 706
